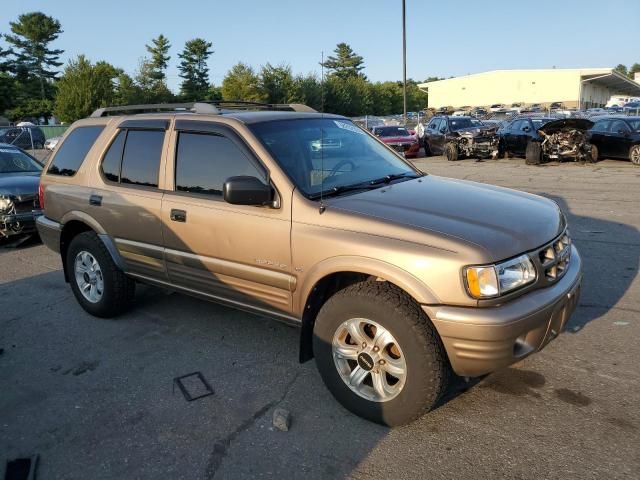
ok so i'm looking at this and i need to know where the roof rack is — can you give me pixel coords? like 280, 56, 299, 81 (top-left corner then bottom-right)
90, 101, 316, 118
90, 102, 219, 117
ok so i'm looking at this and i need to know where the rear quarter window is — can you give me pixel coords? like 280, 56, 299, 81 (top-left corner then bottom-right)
47, 125, 105, 176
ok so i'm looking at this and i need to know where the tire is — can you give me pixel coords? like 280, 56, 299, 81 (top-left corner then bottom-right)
525, 141, 542, 165
444, 142, 458, 161
423, 140, 432, 157
586, 144, 598, 163
630, 145, 640, 165
312, 280, 450, 426
66, 231, 135, 318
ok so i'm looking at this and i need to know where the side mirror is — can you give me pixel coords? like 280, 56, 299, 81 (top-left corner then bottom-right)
223, 176, 273, 206
618, 129, 628, 135
522, 126, 530, 132
439, 127, 447, 133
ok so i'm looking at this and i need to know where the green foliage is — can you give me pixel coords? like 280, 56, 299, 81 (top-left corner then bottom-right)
321, 43, 365, 79
221, 63, 265, 102
178, 38, 213, 101
145, 34, 171, 80
0, 72, 18, 113
4, 12, 64, 100
54, 55, 121, 122
290, 73, 322, 111
259, 63, 295, 104
629, 63, 640, 79
6, 98, 54, 122
614, 64, 628, 76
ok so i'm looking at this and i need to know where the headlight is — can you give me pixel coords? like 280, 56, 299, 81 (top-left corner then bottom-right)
0, 196, 13, 213
464, 254, 536, 299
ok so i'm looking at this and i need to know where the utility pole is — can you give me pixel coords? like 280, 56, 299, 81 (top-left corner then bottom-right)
402, 0, 407, 124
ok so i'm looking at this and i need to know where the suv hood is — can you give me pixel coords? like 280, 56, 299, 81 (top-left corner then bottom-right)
538, 118, 593, 134
329, 175, 564, 261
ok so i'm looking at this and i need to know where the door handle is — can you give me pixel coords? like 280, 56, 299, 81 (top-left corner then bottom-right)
89, 194, 102, 206
170, 209, 187, 222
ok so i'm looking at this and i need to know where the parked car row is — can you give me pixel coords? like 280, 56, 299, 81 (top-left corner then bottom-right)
416, 115, 640, 165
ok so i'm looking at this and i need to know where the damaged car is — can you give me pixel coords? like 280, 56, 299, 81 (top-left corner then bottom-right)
423, 116, 499, 161
0, 144, 43, 240
525, 118, 595, 165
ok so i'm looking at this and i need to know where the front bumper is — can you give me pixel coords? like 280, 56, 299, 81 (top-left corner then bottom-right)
1, 209, 42, 237
35, 215, 62, 252
424, 245, 582, 377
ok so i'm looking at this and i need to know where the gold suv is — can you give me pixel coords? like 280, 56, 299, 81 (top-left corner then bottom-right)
36, 102, 582, 426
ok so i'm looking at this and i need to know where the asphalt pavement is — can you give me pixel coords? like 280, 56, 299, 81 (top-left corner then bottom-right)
1, 155, 639, 479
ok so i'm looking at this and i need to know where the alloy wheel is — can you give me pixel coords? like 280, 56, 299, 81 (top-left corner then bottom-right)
332, 318, 407, 402
74, 250, 104, 303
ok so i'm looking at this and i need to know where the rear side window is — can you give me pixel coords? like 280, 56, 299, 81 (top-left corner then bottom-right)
47, 126, 104, 176
175, 132, 263, 196
100, 130, 165, 188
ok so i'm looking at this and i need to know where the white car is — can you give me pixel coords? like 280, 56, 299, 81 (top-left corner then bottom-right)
44, 136, 61, 150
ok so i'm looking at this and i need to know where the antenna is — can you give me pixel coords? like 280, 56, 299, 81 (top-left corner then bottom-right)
319, 50, 326, 214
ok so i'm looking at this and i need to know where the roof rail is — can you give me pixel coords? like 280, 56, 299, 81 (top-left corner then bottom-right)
208, 101, 316, 113
90, 102, 219, 117
89, 101, 317, 118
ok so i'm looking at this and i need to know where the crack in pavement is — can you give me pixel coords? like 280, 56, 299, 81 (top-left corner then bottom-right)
205, 371, 302, 479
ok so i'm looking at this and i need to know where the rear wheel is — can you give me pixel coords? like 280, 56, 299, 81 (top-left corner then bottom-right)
313, 280, 450, 426
630, 145, 640, 165
586, 144, 598, 163
525, 141, 542, 165
66, 231, 135, 318
444, 142, 458, 161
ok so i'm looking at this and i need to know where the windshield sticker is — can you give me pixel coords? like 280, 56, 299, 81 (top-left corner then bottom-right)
333, 121, 366, 135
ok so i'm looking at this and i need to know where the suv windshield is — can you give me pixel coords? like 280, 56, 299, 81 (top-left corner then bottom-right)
0, 147, 42, 173
250, 118, 418, 198
448, 118, 476, 130
374, 126, 410, 137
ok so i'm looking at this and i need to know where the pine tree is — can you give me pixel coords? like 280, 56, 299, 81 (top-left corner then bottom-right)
178, 38, 213, 101
321, 43, 365, 79
4, 12, 64, 100
145, 34, 171, 82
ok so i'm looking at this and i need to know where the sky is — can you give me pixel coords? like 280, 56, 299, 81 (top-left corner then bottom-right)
1, 0, 638, 92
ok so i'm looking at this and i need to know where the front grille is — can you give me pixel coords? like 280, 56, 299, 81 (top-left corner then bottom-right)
536, 231, 571, 284
389, 143, 411, 153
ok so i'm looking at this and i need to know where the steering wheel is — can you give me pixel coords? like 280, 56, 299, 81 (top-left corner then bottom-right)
327, 160, 356, 178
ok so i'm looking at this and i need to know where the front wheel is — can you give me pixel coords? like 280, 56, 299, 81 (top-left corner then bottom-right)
313, 281, 450, 426
630, 145, 640, 165
444, 142, 458, 161
525, 141, 542, 165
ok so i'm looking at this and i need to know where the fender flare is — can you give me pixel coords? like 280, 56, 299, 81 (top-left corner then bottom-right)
297, 255, 440, 315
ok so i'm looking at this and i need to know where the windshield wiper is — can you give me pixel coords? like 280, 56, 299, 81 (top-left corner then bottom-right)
309, 172, 421, 200
368, 172, 421, 185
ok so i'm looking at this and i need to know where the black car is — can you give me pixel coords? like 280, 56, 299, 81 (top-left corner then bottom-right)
587, 116, 640, 165
0, 144, 43, 239
0, 126, 46, 149
499, 117, 558, 157
423, 116, 499, 160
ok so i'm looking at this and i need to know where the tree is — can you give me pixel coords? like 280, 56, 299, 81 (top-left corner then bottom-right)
321, 43, 365, 79
113, 72, 143, 106
290, 73, 322, 111
4, 12, 64, 100
54, 55, 120, 122
259, 63, 295, 104
136, 34, 173, 102
145, 34, 171, 82
629, 63, 640, 80
178, 38, 213, 101
614, 64, 628, 76
221, 63, 264, 102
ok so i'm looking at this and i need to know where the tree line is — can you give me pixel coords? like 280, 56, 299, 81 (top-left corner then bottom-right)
0, 12, 440, 123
